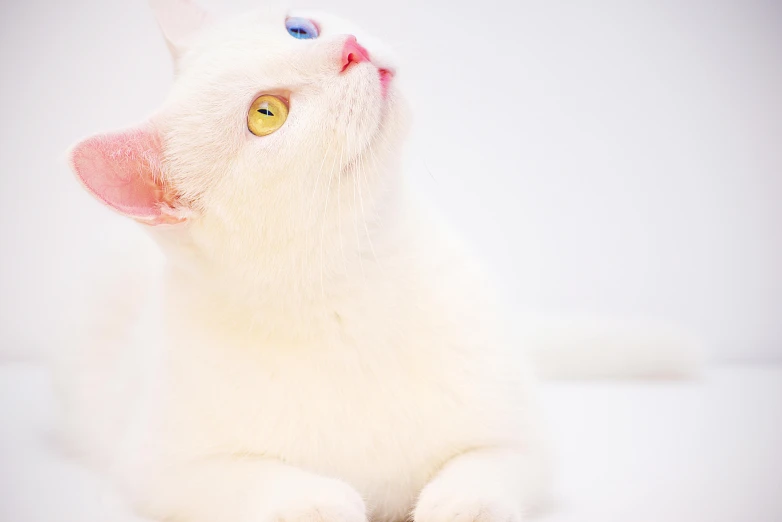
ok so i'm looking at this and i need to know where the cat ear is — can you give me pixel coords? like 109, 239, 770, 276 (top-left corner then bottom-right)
69, 126, 187, 226
149, 0, 212, 64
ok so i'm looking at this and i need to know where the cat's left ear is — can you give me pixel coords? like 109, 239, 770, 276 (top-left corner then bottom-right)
149, 0, 212, 64
69, 125, 188, 226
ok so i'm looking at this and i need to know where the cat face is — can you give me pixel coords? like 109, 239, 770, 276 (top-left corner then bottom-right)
161, 8, 406, 227
70, 1, 408, 245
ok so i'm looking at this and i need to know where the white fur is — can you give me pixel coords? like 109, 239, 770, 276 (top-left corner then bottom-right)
51, 2, 693, 522
519, 317, 701, 379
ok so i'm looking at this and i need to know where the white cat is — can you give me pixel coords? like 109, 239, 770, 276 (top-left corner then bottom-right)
55, 2, 697, 522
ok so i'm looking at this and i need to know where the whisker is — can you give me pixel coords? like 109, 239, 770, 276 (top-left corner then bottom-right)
350, 124, 366, 282
320, 145, 339, 299
307, 141, 330, 267
309, 133, 330, 218
337, 139, 347, 277
358, 137, 382, 271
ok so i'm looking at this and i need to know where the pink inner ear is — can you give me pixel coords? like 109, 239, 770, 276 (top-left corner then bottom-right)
70, 127, 173, 222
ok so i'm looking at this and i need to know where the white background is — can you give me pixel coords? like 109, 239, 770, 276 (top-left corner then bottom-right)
1, 0, 780, 361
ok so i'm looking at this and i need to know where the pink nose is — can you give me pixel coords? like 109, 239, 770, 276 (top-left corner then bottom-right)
341, 35, 370, 72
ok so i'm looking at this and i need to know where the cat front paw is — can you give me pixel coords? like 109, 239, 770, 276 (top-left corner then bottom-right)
243, 476, 367, 522
414, 480, 523, 522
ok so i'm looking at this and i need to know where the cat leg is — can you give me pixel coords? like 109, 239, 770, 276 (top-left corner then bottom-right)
413, 447, 550, 522
136, 457, 367, 522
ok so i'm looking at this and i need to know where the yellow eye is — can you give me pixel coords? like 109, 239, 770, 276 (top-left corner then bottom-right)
247, 95, 289, 136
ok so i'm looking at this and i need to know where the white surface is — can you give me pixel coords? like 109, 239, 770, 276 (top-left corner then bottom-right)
1, 363, 780, 522
539, 366, 782, 522
0, 0, 780, 362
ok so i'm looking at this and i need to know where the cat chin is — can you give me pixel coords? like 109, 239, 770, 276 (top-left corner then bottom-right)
341, 101, 395, 176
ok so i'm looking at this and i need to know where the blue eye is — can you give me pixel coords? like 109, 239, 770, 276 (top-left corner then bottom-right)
286, 18, 319, 39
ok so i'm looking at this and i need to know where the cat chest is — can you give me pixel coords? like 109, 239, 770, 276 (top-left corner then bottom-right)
160, 335, 493, 514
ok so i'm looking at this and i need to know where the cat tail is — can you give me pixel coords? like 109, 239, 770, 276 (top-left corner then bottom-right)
519, 317, 702, 379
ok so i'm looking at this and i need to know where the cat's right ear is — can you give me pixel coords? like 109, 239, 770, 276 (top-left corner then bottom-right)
69, 126, 188, 226
149, 0, 212, 65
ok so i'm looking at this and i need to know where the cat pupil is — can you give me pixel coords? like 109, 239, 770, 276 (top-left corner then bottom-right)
258, 108, 274, 116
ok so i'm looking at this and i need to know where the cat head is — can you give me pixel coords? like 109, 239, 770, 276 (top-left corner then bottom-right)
70, 0, 408, 270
